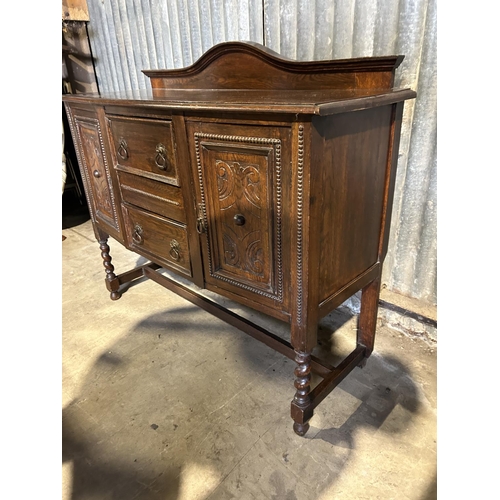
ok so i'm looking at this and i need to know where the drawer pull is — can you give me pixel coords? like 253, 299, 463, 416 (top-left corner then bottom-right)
196, 218, 206, 234
169, 239, 181, 261
132, 224, 143, 245
234, 214, 246, 226
196, 204, 206, 234
117, 137, 129, 160
155, 143, 168, 170
93, 170, 101, 178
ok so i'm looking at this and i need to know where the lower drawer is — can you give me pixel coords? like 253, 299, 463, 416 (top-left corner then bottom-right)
123, 204, 191, 276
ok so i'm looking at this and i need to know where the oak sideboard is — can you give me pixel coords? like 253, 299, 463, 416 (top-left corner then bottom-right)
63, 41, 416, 436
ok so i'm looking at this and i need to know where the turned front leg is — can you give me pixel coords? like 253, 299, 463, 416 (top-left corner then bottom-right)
98, 237, 121, 300
291, 350, 313, 436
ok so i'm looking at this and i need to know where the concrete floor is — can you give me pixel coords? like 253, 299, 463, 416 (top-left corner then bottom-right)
62, 219, 437, 500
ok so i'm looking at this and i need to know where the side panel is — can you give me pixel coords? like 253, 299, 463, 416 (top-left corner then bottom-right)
313, 106, 393, 306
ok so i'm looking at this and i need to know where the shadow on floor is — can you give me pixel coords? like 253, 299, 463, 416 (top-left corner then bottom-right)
420, 473, 437, 500
63, 302, 426, 499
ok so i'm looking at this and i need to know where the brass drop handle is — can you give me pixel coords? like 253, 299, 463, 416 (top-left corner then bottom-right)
93, 170, 101, 178
155, 143, 168, 170
234, 214, 246, 226
196, 204, 206, 234
132, 224, 143, 245
169, 239, 181, 261
196, 218, 205, 234
117, 137, 128, 160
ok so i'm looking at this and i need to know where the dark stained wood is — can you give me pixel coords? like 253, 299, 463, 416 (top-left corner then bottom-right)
106, 114, 180, 186
97, 234, 121, 301
291, 350, 313, 436
62, 41, 416, 437
143, 41, 402, 91
358, 276, 382, 357
63, 88, 416, 117
318, 263, 380, 318
64, 104, 123, 241
379, 102, 405, 261
290, 122, 320, 354
312, 107, 393, 306
315, 89, 415, 115
117, 170, 185, 222
199, 141, 276, 292
307, 345, 366, 409
171, 113, 205, 288
116, 261, 161, 286
122, 204, 191, 276
185, 120, 293, 318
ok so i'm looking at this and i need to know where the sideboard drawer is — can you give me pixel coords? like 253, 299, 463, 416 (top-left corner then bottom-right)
107, 115, 180, 186
123, 204, 191, 276
118, 171, 186, 223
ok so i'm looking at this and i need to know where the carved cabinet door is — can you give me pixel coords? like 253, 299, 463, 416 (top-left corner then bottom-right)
65, 105, 121, 238
188, 123, 291, 313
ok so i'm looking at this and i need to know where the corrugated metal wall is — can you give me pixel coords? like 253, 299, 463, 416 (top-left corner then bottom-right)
85, 0, 437, 305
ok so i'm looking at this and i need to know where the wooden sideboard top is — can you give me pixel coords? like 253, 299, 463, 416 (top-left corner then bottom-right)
62, 87, 415, 116
62, 41, 416, 116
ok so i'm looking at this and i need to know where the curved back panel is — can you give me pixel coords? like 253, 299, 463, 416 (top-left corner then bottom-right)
143, 42, 403, 91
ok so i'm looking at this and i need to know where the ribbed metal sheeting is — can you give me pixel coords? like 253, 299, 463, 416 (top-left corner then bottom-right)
86, 0, 437, 305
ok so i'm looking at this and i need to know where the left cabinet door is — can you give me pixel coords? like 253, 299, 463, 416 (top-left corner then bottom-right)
65, 103, 123, 241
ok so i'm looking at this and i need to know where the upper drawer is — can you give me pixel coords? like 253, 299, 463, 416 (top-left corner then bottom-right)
106, 115, 180, 186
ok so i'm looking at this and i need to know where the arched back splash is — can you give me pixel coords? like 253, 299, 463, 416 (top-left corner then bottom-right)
142, 41, 404, 91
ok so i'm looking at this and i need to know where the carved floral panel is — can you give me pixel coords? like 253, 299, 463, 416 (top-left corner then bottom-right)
195, 134, 282, 301
76, 118, 118, 230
